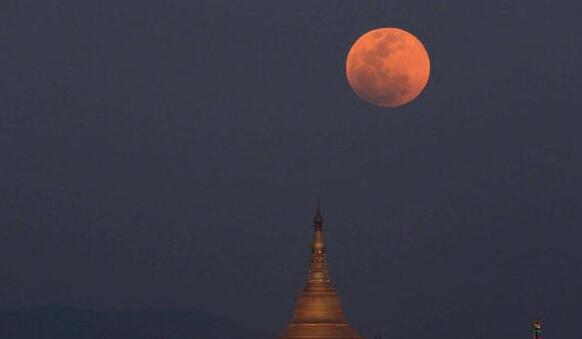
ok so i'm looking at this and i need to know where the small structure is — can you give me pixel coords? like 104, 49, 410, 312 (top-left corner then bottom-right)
533, 319, 542, 339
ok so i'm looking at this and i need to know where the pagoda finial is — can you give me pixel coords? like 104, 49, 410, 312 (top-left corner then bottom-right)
314, 199, 323, 229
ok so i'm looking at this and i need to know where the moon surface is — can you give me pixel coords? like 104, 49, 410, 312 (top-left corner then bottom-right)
346, 28, 430, 107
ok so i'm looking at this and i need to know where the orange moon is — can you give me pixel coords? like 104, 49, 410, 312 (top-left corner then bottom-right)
346, 27, 430, 107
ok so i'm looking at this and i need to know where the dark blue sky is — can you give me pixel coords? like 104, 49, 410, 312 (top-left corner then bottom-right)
1, 1, 582, 338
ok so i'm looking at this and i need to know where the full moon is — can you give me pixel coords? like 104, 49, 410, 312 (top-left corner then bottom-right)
346, 27, 430, 108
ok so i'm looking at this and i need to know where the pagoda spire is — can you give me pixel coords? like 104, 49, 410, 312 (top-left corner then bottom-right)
307, 201, 330, 289
280, 203, 362, 339
314, 199, 323, 229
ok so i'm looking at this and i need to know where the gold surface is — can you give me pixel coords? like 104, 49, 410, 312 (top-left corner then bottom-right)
280, 206, 362, 338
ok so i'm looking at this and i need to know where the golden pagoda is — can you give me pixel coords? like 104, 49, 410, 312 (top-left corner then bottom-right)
281, 204, 362, 339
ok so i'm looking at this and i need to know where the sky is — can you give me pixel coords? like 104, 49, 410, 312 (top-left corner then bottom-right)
1, 0, 582, 338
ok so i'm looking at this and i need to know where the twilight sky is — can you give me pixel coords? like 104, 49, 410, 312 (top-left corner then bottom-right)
1, 1, 582, 338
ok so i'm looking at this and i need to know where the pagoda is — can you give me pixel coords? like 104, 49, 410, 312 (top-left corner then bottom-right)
280, 204, 362, 338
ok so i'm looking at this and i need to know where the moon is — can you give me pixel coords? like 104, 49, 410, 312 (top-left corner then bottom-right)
346, 27, 430, 108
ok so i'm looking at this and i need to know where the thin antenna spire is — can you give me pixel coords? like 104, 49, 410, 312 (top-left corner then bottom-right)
314, 199, 323, 229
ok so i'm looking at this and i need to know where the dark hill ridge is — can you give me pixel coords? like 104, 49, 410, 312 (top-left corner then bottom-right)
0, 306, 272, 339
